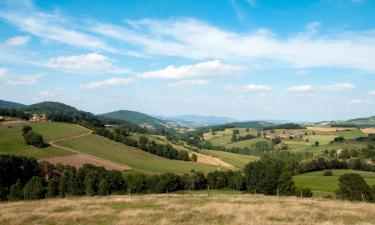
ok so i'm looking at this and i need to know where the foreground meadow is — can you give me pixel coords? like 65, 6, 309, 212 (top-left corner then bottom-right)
1, 194, 375, 225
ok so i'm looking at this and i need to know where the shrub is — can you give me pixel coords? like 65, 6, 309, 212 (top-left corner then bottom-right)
24, 131, 45, 148
191, 153, 198, 162
323, 170, 333, 176
277, 171, 296, 196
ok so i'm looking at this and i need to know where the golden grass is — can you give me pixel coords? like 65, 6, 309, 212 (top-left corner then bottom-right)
1, 194, 375, 225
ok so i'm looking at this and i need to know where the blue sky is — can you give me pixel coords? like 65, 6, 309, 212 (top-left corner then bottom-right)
0, 0, 375, 121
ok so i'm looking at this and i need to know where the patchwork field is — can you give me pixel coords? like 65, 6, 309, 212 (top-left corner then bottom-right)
56, 134, 221, 174
293, 169, 375, 192
2, 194, 375, 225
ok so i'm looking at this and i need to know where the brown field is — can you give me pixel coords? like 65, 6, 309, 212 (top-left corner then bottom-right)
361, 128, 375, 134
40, 154, 130, 171
306, 126, 354, 132
1, 194, 374, 225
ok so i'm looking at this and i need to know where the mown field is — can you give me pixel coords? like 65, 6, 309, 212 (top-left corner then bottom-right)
0, 122, 78, 159
293, 169, 375, 192
57, 134, 220, 174
1, 194, 375, 225
200, 149, 258, 169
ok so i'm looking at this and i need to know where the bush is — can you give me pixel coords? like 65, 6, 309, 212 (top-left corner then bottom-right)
23, 176, 44, 200
336, 173, 373, 202
47, 178, 59, 198
323, 170, 333, 176
277, 171, 296, 196
24, 131, 45, 148
191, 153, 198, 162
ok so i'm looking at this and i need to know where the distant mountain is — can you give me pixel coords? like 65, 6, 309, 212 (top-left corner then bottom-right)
157, 114, 237, 127
331, 116, 375, 127
0, 100, 25, 109
101, 110, 177, 131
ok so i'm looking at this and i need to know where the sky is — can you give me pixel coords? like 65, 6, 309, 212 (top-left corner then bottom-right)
0, 0, 375, 121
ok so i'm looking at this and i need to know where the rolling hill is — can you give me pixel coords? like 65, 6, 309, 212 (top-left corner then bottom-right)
0, 99, 25, 109
101, 110, 176, 131
159, 114, 237, 127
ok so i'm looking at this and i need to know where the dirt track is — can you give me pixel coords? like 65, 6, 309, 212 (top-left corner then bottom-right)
41, 125, 130, 171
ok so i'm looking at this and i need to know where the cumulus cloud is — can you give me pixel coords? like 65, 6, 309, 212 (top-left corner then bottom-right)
167, 79, 209, 87
139, 60, 246, 80
6, 73, 44, 85
5, 35, 31, 46
287, 85, 315, 93
46, 53, 129, 74
320, 83, 355, 91
80, 77, 136, 89
225, 84, 272, 92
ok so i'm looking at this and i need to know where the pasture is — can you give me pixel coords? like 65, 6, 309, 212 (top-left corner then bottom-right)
56, 134, 220, 174
2, 194, 375, 225
0, 123, 73, 159
293, 169, 375, 192
200, 149, 259, 169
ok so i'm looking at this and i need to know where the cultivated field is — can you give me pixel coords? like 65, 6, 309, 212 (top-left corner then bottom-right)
200, 149, 258, 169
1, 194, 375, 225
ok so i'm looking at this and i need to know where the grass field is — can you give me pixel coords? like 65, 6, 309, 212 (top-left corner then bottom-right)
2, 194, 375, 225
294, 169, 375, 192
30, 122, 88, 141
200, 149, 258, 169
57, 134, 220, 174
0, 123, 73, 159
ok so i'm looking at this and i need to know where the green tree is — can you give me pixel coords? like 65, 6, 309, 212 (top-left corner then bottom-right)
47, 178, 59, 198
84, 171, 98, 196
138, 136, 149, 149
23, 176, 44, 200
336, 173, 373, 202
277, 172, 296, 196
9, 179, 23, 201
22, 125, 32, 135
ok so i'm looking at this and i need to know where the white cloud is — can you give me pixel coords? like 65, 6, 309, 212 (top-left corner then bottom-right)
167, 79, 209, 87
46, 53, 129, 74
0, 7, 114, 52
320, 83, 355, 91
350, 99, 371, 104
6, 73, 43, 85
0, 67, 8, 78
368, 90, 375, 95
139, 60, 246, 80
5, 35, 31, 46
243, 84, 272, 92
91, 18, 375, 72
80, 77, 136, 89
225, 83, 272, 93
287, 85, 315, 93
37, 91, 55, 98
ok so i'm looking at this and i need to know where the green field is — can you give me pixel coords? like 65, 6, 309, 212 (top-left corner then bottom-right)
0, 123, 75, 159
57, 134, 220, 174
30, 122, 88, 141
200, 149, 258, 169
293, 169, 375, 192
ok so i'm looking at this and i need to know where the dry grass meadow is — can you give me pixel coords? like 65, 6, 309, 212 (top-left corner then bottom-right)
1, 194, 375, 225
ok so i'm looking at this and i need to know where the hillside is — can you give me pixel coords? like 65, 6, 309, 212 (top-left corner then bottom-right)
2, 194, 375, 225
23, 101, 81, 115
101, 110, 175, 131
0, 99, 25, 109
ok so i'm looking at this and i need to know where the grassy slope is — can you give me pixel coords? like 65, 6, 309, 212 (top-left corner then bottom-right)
2, 194, 375, 225
293, 169, 375, 192
0, 122, 85, 159
57, 134, 219, 174
200, 149, 258, 169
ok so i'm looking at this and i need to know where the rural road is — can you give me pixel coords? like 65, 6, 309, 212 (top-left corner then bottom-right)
45, 125, 131, 171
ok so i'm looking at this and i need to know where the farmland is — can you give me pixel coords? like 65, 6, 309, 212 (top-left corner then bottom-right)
2, 194, 375, 225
